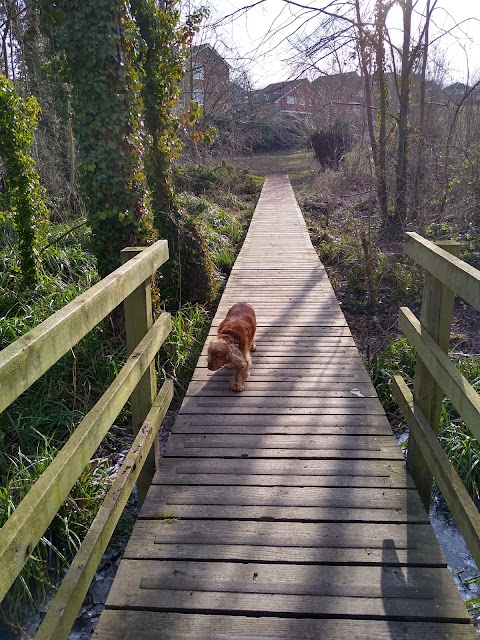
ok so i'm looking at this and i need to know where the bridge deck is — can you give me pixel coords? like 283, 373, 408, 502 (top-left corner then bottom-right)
93, 176, 476, 639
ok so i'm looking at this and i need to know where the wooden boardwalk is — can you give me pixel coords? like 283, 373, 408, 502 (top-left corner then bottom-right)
94, 176, 477, 639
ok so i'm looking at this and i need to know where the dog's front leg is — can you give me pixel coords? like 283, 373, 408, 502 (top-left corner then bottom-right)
230, 359, 248, 392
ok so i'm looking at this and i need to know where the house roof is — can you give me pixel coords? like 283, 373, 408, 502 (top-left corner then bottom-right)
260, 79, 316, 103
189, 43, 231, 69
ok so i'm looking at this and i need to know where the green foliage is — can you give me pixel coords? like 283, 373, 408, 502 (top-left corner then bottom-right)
157, 163, 258, 307
0, 440, 109, 628
174, 162, 260, 202
183, 193, 243, 274
368, 337, 416, 420
425, 222, 456, 241
0, 75, 49, 286
157, 200, 218, 307
369, 338, 480, 503
159, 303, 210, 397
40, 0, 154, 277
130, 0, 207, 303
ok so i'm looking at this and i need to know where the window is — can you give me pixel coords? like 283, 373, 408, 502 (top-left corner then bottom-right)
192, 88, 204, 105
193, 65, 204, 80
299, 97, 306, 106
287, 95, 296, 105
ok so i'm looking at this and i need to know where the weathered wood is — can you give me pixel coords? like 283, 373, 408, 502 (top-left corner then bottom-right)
0, 312, 171, 601
121, 247, 157, 507
105, 559, 469, 620
173, 412, 391, 428
186, 380, 377, 397
165, 433, 402, 455
123, 519, 444, 564
140, 485, 428, 522
93, 611, 478, 640
181, 395, 384, 411
0, 240, 168, 414
192, 368, 373, 382
393, 375, 480, 569
408, 240, 460, 509
152, 458, 413, 486
34, 380, 173, 640
400, 307, 480, 443
405, 232, 480, 310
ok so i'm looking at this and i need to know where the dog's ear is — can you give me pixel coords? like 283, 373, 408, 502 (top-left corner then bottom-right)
226, 343, 246, 371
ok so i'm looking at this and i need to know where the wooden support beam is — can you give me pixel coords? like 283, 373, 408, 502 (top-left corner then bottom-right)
121, 247, 160, 506
407, 240, 460, 510
399, 307, 480, 444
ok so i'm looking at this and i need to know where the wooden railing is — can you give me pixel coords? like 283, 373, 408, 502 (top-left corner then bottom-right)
393, 232, 480, 569
0, 240, 174, 639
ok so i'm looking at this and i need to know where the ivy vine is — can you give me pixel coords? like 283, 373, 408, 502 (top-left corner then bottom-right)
40, 0, 154, 277
0, 75, 49, 286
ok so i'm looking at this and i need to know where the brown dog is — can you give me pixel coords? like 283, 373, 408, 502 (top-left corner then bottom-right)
207, 302, 256, 392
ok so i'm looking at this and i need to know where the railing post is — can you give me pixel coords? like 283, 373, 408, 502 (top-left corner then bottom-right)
408, 240, 461, 509
121, 247, 157, 507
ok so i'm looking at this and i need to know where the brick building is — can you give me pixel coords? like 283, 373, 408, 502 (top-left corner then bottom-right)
258, 79, 321, 117
181, 44, 231, 120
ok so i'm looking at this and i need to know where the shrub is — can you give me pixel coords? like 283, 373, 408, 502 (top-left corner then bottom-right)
174, 162, 259, 202
311, 124, 352, 169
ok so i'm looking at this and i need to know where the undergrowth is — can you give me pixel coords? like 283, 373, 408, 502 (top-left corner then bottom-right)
0, 161, 258, 633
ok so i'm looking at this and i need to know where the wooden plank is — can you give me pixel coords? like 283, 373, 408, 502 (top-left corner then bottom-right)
191, 369, 373, 382
152, 458, 412, 486
34, 380, 173, 640
178, 400, 386, 416
140, 485, 427, 521
172, 421, 394, 436
196, 357, 365, 369
393, 375, 480, 568
93, 611, 479, 640
123, 519, 445, 565
105, 560, 469, 620
0, 312, 171, 601
201, 345, 361, 355
173, 412, 391, 428
0, 240, 168, 414
186, 380, 377, 397
166, 433, 401, 452
405, 232, 480, 310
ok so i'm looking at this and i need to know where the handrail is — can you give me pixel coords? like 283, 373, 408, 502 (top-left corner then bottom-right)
0, 241, 173, 639
0, 239, 169, 414
393, 232, 480, 569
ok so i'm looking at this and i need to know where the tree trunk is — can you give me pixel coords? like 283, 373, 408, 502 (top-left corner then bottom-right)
374, 0, 390, 223
411, 0, 430, 226
40, 0, 152, 277
385, 0, 413, 235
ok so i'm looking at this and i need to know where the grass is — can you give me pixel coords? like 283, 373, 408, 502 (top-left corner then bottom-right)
158, 303, 211, 398
231, 148, 316, 176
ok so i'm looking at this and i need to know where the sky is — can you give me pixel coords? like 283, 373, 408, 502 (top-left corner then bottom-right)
198, 0, 480, 88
